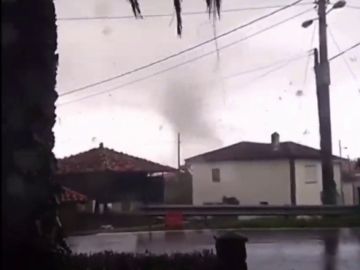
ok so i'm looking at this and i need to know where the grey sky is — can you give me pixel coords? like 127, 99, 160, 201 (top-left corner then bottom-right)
54, 0, 360, 166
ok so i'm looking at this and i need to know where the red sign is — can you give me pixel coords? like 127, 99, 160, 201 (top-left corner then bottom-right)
165, 211, 184, 230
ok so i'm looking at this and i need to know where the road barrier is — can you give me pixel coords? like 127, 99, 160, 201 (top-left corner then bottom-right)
141, 205, 360, 217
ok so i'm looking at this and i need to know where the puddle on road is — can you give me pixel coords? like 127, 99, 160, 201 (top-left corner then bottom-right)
67, 229, 360, 269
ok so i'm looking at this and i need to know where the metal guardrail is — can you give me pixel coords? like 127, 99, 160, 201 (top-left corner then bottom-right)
141, 205, 360, 216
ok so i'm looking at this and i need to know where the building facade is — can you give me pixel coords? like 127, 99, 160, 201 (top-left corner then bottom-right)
186, 133, 342, 206
341, 159, 360, 205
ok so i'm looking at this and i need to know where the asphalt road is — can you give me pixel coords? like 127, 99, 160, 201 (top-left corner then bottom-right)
67, 228, 360, 270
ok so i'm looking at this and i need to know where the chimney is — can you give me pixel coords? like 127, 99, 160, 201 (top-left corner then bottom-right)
99, 142, 104, 148
271, 132, 280, 151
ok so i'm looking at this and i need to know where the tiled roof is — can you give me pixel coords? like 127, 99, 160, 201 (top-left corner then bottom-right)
60, 186, 88, 203
185, 141, 342, 163
57, 144, 175, 174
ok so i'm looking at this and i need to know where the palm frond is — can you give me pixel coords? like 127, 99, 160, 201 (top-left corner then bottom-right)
206, 0, 222, 19
127, 0, 223, 37
174, 0, 182, 37
129, 0, 142, 18
215, 0, 221, 18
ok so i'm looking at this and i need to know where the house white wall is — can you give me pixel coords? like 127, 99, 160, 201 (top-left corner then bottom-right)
354, 180, 360, 205
343, 182, 354, 205
294, 160, 342, 205
190, 159, 342, 206
110, 201, 142, 213
343, 177, 360, 205
190, 160, 291, 206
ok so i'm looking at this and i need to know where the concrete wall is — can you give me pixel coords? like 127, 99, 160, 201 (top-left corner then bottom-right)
189, 160, 291, 205
333, 163, 342, 201
343, 182, 355, 205
295, 160, 342, 205
343, 179, 360, 205
294, 160, 323, 205
110, 201, 142, 213
355, 181, 360, 205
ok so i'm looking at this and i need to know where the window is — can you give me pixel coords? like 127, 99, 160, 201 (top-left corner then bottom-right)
305, 164, 317, 184
212, 168, 220, 182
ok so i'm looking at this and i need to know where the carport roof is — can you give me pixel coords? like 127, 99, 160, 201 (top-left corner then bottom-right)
57, 143, 175, 175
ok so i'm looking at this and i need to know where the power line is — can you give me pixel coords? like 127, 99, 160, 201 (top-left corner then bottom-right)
329, 42, 360, 61
225, 53, 311, 80
57, 3, 314, 21
232, 55, 310, 89
328, 27, 359, 84
59, 0, 305, 97
347, 5, 360, 9
59, 39, 360, 107
57, 8, 313, 106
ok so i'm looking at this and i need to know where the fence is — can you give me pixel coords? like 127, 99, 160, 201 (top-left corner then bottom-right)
140, 205, 360, 217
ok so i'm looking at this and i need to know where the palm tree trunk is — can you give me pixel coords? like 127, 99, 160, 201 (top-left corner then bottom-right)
2, 0, 62, 268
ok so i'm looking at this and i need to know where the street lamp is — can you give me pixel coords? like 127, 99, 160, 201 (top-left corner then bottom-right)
301, 1, 346, 28
302, 20, 314, 28
332, 0, 346, 9
301, 0, 346, 205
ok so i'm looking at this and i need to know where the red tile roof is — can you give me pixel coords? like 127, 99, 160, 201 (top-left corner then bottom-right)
60, 186, 88, 203
185, 141, 342, 163
57, 144, 175, 175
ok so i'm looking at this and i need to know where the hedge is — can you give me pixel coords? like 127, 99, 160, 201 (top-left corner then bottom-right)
58, 250, 218, 270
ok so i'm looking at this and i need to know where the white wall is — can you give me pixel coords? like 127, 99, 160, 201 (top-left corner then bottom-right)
190, 160, 291, 206
295, 160, 342, 205
343, 182, 354, 205
110, 201, 142, 213
354, 180, 360, 205
333, 162, 342, 203
294, 160, 322, 205
343, 179, 360, 205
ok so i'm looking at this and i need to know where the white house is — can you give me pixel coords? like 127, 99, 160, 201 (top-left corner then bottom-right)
341, 159, 360, 205
185, 133, 343, 206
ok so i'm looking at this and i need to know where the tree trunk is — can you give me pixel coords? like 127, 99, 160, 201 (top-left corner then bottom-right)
2, 0, 63, 268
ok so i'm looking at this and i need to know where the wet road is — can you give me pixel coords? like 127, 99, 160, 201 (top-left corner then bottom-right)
67, 228, 360, 270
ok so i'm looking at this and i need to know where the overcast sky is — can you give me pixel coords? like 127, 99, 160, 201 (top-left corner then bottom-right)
53, 0, 360, 166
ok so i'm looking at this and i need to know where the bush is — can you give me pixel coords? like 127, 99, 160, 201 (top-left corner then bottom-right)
60, 250, 217, 270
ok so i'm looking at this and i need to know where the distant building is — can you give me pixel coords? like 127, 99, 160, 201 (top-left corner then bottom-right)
341, 159, 360, 205
185, 133, 343, 206
55, 143, 175, 213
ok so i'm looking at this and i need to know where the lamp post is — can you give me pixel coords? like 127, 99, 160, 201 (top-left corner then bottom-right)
302, 1, 346, 205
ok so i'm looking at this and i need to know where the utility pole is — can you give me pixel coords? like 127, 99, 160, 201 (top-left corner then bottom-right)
177, 132, 181, 170
315, 0, 337, 205
338, 140, 342, 158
